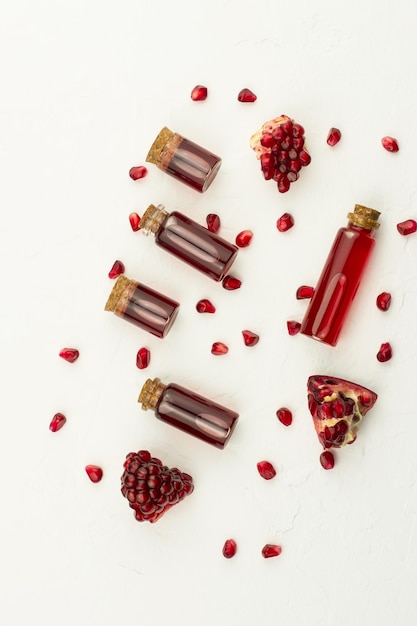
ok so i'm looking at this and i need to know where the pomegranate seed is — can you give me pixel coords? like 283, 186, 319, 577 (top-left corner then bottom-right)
299, 149, 311, 166
222, 275, 241, 290
260, 132, 275, 148
129, 212, 141, 232
59, 348, 79, 363
261, 544, 282, 558
277, 174, 290, 193
257, 461, 276, 480
129, 166, 147, 181
377, 342, 393, 362
196, 298, 216, 313
211, 342, 229, 356
85, 465, 103, 483
276, 213, 294, 232
326, 127, 341, 146
276, 407, 292, 427
49, 412, 66, 432
320, 450, 335, 470
292, 123, 304, 138
242, 329, 259, 346
190, 85, 208, 101
222, 539, 237, 559
235, 229, 253, 248
237, 88, 257, 103
108, 259, 125, 279
136, 347, 150, 369
206, 213, 221, 233
287, 320, 301, 335
397, 219, 417, 236
381, 136, 399, 152
376, 292, 392, 311
296, 285, 315, 300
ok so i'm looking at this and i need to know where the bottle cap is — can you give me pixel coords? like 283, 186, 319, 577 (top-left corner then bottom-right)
104, 275, 136, 312
145, 127, 176, 165
347, 204, 380, 230
138, 377, 166, 410
140, 204, 169, 235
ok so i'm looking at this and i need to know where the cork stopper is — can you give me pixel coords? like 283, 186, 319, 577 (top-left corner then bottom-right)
145, 127, 176, 165
138, 377, 166, 410
140, 204, 169, 236
104, 275, 135, 312
347, 204, 381, 230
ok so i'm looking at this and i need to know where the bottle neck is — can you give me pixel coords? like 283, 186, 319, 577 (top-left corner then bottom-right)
347, 204, 380, 233
138, 377, 166, 410
140, 204, 169, 236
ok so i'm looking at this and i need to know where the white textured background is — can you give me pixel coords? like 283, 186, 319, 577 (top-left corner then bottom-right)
1, 1, 417, 625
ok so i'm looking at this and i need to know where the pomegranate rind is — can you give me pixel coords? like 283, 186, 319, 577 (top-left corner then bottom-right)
307, 375, 377, 449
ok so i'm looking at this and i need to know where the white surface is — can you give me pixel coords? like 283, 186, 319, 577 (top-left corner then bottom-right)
1, 1, 417, 624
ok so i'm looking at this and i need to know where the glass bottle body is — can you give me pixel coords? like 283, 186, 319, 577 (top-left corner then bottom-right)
105, 275, 179, 338
139, 378, 239, 449
146, 127, 221, 192
300, 225, 376, 346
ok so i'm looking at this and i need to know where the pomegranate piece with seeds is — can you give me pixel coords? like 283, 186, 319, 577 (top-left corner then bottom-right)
59, 348, 79, 363
222, 275, 242, 290
242, 329, 259, 346
262, 544, 282, 558
326, 127, 342, 146
190, 85, 208, 101
129, 166, 148, 181
250, 115, 311, 193
108, 259, 125, 279
85, 465, 103, 483
206, 213, 221, 233
376, 292, 391, 311
211, 341, 229, 356
377, 342, 392, 362
129, 212, 141, 232
296, 285, 315, 300
235, 229, 253, 248
381, 136, 399, 152
121, 450, 194, 523
136, 347, 150, 369
320, 450, 335, 470
307, 375, 378, 449
276, 407, 292, 427
257, 461, 276, 480
277, 213, 294, 232
238, 88, 257, 103
49, 412, 67, 432
196, 298, 216, 313
397, 219, 417, 236
222, 539, 237, 559
287, 320, 301, 336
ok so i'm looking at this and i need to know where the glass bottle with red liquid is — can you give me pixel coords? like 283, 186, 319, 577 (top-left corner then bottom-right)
300, 204, 380, 346
145, 126, 222, 192
138, 377, 239, 449
139, 204, 238, 281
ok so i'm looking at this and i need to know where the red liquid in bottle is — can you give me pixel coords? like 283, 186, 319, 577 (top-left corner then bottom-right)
155, 210, 238, 281
300, 206, 380, 346
166, 137, 221, 192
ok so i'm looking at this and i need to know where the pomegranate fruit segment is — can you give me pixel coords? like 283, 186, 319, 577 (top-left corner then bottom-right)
121, 450, 194, 523
307, 375, 377, 449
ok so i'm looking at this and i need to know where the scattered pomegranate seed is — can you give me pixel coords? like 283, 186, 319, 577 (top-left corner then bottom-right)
377, 342, 393, 362
129, 212, 141, 232
257, 460, 276, 480
196, 298, 216, 313
222, 275, 242, 290
49, 412, 67, 432
242, 329, 259, 346
108, 259, 125, 279
190, 85, 208, 101
276, 213, 294, 232
276, 407, 292, 427
211, 342, 229, 356
320, 450, 335, 470
261, 544, 282, 558
222, 539, 237, 559
286, 320, 301, 336
58, 348, 79, 363
296, 285, 315, 300
376, 292, 392, 311
85, 465, 103, 483
235, 229, 253, 248
136, 347, 150, 369
129, 166, 148, 180
206, 213, 221, 233
326, 127, 342, 146
237, 88, 257, 103
381, 136, 399, 152
397, 219, 417, 236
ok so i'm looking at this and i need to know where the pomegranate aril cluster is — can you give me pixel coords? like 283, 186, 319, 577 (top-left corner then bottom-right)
250, 115, 311, 193
121, 450, 194, 523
